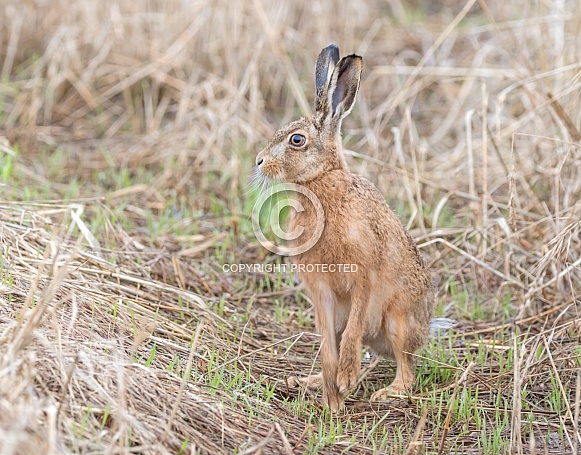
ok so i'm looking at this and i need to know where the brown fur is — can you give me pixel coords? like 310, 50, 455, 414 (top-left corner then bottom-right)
256, 45, 434, 411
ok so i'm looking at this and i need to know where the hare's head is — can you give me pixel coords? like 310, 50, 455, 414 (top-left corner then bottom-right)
256, 45, 362, 184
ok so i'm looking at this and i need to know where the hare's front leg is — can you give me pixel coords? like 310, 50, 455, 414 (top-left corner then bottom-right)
312, 284, 343, 411
337, 284, 370, 395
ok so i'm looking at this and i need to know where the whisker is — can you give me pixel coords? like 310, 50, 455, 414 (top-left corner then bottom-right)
243, 167, 263, 196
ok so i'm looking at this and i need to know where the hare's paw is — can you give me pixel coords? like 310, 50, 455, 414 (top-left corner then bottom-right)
370, 387, 390, 402
322, 372, 344, 412
370, 380, 408, 402
323, 386, 345, 413
336, 357, 360, 395
287, 373, 323, 390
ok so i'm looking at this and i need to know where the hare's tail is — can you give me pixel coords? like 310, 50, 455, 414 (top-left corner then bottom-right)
429, 317, 456, 335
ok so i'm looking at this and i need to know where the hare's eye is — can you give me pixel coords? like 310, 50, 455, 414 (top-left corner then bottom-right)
289, 134, 306, 147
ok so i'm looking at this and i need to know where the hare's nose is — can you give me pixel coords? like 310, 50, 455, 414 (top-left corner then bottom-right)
256, 157, 264, 166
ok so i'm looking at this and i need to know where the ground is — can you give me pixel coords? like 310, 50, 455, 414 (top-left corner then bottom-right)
0, 0, 580, 454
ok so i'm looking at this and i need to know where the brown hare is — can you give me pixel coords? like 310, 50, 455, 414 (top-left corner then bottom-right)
256, 44, 446, 412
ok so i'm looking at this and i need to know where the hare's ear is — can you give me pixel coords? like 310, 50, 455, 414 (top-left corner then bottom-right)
314, 44, 340, 111
327, 55, 362, 126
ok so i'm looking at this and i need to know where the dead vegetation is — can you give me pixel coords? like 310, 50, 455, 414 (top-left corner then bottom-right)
1, 0, 581, 453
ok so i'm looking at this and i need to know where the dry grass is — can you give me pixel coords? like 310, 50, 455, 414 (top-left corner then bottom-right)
1, 0, 581, 453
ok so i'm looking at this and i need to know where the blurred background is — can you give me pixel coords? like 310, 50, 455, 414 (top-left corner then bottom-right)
2, 0, 580, 301
2, 0, 580, 230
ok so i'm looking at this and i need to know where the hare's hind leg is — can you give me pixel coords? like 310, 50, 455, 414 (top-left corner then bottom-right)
287, 372, 323, 390
370, 308, 425, 402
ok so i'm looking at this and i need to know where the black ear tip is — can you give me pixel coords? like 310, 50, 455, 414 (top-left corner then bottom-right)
320, 44, 340, 63
337, 54, 363, 72
345, 53, 363, 62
